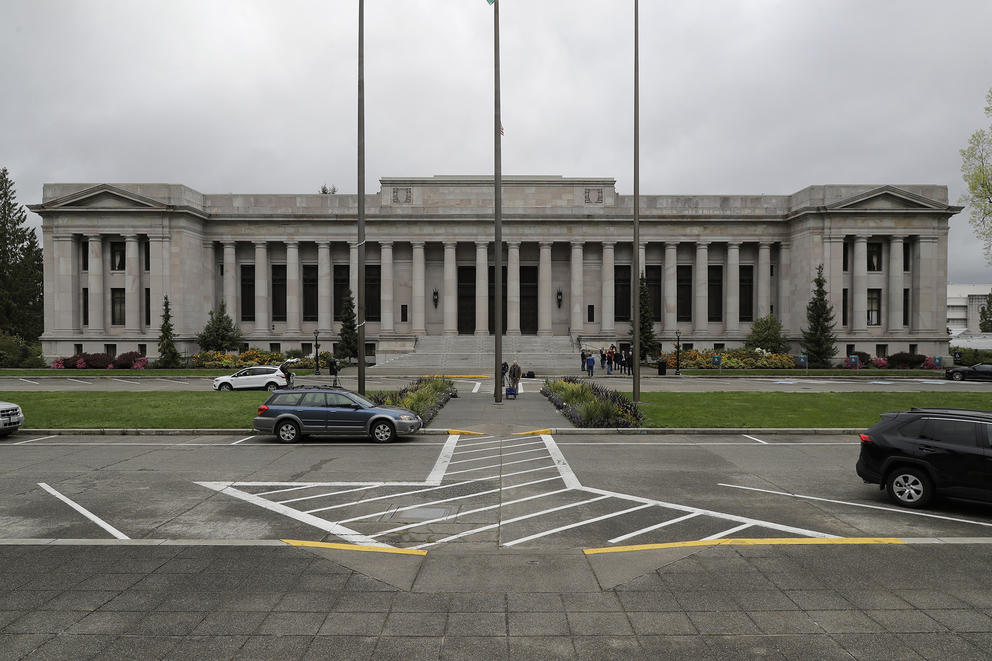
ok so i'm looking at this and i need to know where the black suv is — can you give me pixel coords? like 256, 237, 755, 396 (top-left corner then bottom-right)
857, 408, 992, 508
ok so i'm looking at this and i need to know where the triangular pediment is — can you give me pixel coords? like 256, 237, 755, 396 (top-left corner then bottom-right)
42, 184, 167, 210
827, 186, 942, 211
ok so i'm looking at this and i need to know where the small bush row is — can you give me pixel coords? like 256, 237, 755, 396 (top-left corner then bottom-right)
52, 351, 149, 369
0, 333, 45, 368
660, 348, 796, 370
368, 377, 456, 426
542, 377, 643, 428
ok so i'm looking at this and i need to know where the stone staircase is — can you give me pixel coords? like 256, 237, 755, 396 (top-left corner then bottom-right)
370, 335, 579, 376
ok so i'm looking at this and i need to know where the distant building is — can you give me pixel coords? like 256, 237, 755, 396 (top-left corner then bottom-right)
31, 177, 961, 362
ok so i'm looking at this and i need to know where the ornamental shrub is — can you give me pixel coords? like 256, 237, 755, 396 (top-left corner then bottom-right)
541, 377, 643, 428
657, 348, 796, 370
112, 351, 144, 369
132, 357, 148, 369
51, 358, 65, 369
887, 352, 926, 369
368, 377, 455, 425
81, 352, 113, 369
872, 357, 888, 368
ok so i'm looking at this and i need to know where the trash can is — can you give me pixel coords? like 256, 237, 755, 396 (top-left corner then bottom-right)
657, 361, 667, 375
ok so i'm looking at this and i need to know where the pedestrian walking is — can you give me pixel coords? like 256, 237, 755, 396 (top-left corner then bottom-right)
508, 360, 522, 391
580, 350, 587, 373
585, 353, 595, 377
600, 348, 606, 369
501, 361, 508, 387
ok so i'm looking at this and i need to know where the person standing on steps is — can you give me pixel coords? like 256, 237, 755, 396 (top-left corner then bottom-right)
580, 350, 587, 373
585, 353, 595, 377
508, 360, 522, 393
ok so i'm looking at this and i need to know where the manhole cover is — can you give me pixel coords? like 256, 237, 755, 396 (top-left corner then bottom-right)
385, 506, 456, 522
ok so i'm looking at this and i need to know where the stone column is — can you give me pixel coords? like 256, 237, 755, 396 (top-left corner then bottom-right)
223, 242, 238, 321
349, 242, 359, 298
638, 243, 647, 277
601, 241, 615, 335
778, 242, 791, 331
663, 242, 677, 330
507, 241, 521, 335
852, 235, 868, 332
317, 242, 332, 332
537, 241, 553, 336
825, 236, 845, 327
443, 241, 457, 335
570, 241, 584, 334
888, 236, 904, 332
148, 236, 167, 338
411, 242, 426, 335
917, 236, 938, 332
757, 242, 771, 318
87, 236, 104, 334
694, 242, 709, 334
52, 237, 74, 332
475, 241, 488, 335
254, 241, 269, 333
380, 241, 394, 334
725, 242, 740, 334
125, 235, 141, 331
286, 241, 301, 334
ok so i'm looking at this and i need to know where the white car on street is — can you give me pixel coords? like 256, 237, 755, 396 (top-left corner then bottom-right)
212, 359, 300, 392
0, 401, 24, 437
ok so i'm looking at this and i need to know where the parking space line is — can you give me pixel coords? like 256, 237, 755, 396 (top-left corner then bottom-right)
282, 539, 427, 556
472, 381, 481, 393
412, 495, 611, 549
67, 378, 92, 385
452, 440, 543, 456
256, 484, 325, 497
702, 523, 753, 540
743, 434, 768, 444
426, 435, 460, 484
608, 512, 702, 544
38, 482, 129, 540
18, 378, 39, 385
447, 447, 547, 465
719, 483, 992, 528
112, 378, 140, 385
158, 378, 189, 384
14, 435, 56, 445
542, 434, 581, 489
230, 435, 255, 445
456, 438, 505, 449
502, 503, 654, 547
278, 484, 383, 504
586, 537, 908, 555
445, 456, 552, 476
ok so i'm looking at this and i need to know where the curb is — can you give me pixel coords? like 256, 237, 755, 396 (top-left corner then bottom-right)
547, 427, 860, 435
16, 427, 455, 436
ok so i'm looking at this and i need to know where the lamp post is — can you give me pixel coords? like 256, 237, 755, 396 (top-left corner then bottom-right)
675, 330, 681, 376
313, 331, 321, 376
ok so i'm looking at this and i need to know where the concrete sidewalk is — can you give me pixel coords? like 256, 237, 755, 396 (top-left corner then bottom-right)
429, 380, 573, 437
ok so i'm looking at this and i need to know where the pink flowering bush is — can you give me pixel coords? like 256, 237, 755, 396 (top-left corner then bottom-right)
922, 356, 938, 369
132, 357, 148, 369
76, 358, 87, 369
51, 358, 65, 369
872, 357, 888, 368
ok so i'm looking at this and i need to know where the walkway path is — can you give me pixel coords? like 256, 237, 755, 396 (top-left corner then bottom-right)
430, 376, 572, 437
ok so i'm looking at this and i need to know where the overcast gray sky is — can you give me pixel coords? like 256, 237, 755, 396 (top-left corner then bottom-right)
2, 0, 990, 282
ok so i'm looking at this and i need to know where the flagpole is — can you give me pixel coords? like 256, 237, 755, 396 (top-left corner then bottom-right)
493, 0, 503, 403
632, 0, 640, 403
357, 0, 367, 395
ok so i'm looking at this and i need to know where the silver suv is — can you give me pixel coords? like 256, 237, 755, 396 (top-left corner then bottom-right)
213, 359, 299, 391
0, 401, 24, 437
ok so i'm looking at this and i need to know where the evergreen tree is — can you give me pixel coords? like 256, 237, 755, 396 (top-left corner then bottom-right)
195, 302, 244, 351
801, 264, 839, 367
336, 289, 358, 361
156, 295, 182, 368
744, 313, 790, 354
630, 275, 659, 361
0, 168, 43, 341
980, 290, 992, 332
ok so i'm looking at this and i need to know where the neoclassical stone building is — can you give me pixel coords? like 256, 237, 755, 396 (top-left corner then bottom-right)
33, 176, 960, 362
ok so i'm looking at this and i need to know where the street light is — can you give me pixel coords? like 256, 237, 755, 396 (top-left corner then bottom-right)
313, 331, 321, 376
675, 330, 681, 376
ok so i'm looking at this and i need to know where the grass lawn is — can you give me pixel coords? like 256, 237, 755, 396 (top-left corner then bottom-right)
634, 392, 992, 428
0, 368, 320, 378
667, 368, 938, 377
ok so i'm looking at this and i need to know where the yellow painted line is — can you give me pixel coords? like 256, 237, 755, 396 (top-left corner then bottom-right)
282, 539, 428, 556
515, 428, 552, 436
583, 537, 907, 555
447, 429, 485, 436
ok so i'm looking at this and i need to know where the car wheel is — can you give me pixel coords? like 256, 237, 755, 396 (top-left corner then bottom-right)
266, 382, 279, 391
885, 467, 933, 508
370, 420, 396, 443
275, 420, 301, 443
951, 372, 964, 381
219, 383, 233, 392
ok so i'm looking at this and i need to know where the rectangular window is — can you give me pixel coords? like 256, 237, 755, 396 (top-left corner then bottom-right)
867, 288, 881, 326
676, 265, 692, 322
903, 241, 911, 271
739, 265, 754, 322
144, 287, 150, 326
271, 265, 287, 322
682, 343, 693, 351
842, 241, 849, 272
240, 343, 249, 353
714, 343, 725, 351
365, 265, 381, 322
333, 265, 350, 321
74, 343, 83, 355
269, 343, 281, 353
241, 265, 255, 321
400, 304, 408, 323
110, 242, 125, 271
587, 304, 595, 323
104, 344, 116, 357
365, 342, 376, 357
707, 265, 723, 322
302, 265, 318, 322
137, 343, 146, 356
614, 265, 631, 322
909, 343, 918, 355
876, 344, 888, 358
82, 288, 89, 326
301, 343, 312, 356
903, 288, 910, 326
846, 343, 855, 357
81, 243, 89, 271
111, 288, 125, 326
218, 263, 224, 277
842, 288, 849, 326
144, 241, 150, 272
867, 243, 882, 271
646, 265, 662, 322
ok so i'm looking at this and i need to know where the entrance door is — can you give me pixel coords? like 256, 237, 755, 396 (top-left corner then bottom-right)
520, 265, 538, 335
457, 265, 476, 335
488, 265, 508, 335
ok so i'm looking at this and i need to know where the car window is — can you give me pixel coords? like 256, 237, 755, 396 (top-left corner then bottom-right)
234, 370, 248, 377
980, 423, 992, 449
299, 393, 326, 407
898, 419, 925, 438
326, 393, 354, 407
978, 365, 992, 372
267, 393, 302, 406
922, 419, 978, 447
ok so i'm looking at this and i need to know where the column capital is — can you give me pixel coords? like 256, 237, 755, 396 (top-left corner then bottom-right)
379, 240, 393, 248
758, 241, 771, 248
602, 240, 616, 248
223, 239, 236, 247
253, 240, 268, 247
696, 241, 710, 248
88, 235, 102, 243
443, 241, 457, 249
539, 241, 552, 249
889, 235, 905, 243
726, 241, 740, 250
475, 240, 488, 248
410, 240, 425, 249
853, 234, 869, 242
571, 240, 584, 248
285, 240, 299, 248
506, 240, 521, 248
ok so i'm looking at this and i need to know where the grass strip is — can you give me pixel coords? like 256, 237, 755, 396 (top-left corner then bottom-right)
634, 392, 992, 428
0, 368, 320, 378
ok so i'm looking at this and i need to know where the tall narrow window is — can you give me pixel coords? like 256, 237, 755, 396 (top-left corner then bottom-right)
111, 288, 125, 325
842, 288, 849, 326
903, 288, 910, 326
646, 265, 662, 322
587, 304, 595, 322
842, 241, 849, 272
333, 265, 349, 320
676, 265, 692, 322
241, 265, 255, 321
614, 265, 631, 322
143, 240, 150, 271
903, 241, 911, 271
867, 288, 881, 326
739, 265, 754, 322
110, 242, 125, 271
867, 243, 882, 271
271, 265, 287, 322
302, 265, 318, 322
707, 265, 723, 322
82, 288, 89, 326
365, 265, 381, 322
144, 287, 150, 326
81, 243, 89, 271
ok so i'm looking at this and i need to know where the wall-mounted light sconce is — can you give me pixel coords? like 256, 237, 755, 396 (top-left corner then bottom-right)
432, 288, 439, 308
556, 289, 563, 308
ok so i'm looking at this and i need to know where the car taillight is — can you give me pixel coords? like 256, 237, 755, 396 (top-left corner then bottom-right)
258, 405, 269, 415
859, 433, 871, 443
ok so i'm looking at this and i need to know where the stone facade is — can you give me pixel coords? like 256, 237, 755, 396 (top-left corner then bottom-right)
31, 176, 961, 362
